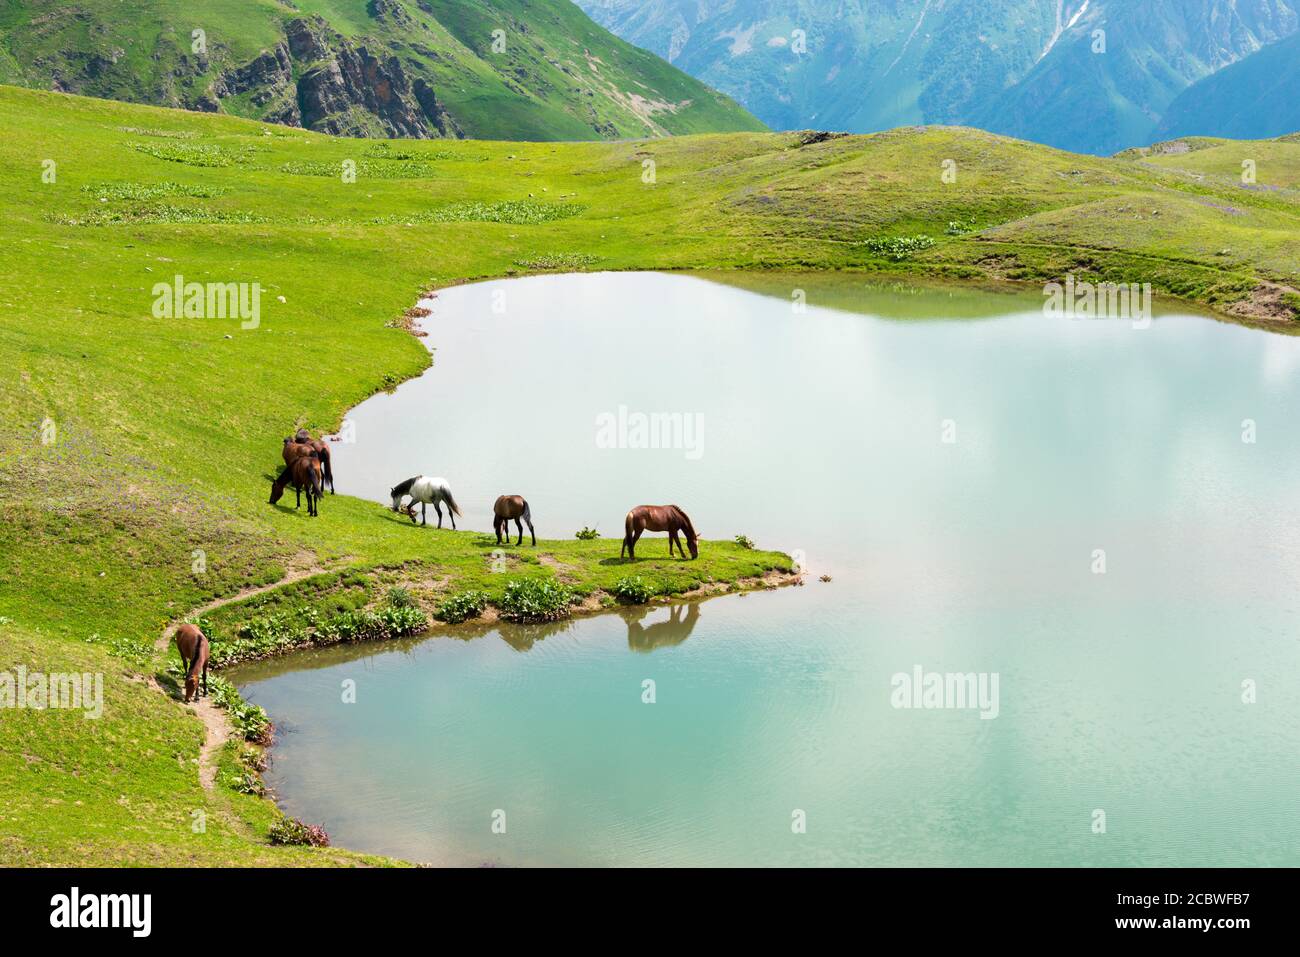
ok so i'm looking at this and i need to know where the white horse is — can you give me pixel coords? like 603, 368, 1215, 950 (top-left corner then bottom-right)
390, 476, 461, 528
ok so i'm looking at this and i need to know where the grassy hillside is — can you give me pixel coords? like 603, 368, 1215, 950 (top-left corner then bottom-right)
0, 0, 764, 141
1, 86, 1298, 865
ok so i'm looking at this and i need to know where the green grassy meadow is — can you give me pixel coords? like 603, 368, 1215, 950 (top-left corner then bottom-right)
1, 85, 1298, 865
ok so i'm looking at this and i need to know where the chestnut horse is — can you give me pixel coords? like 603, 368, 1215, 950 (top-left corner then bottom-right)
175, 623, 210, 702
493, 495, 535, 546
284, 434, 334, 493
621, 504, 699, 560
270, 454, 324, 517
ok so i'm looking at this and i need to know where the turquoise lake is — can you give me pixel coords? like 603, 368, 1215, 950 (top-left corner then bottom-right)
230, 272, 1300, 866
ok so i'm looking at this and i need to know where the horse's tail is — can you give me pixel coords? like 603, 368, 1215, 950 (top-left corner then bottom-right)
187, 631, 206, 678
522, 500, 532, 525
621, 510, 634, 557
443, 485, 462, 516
321, 447, 334, 491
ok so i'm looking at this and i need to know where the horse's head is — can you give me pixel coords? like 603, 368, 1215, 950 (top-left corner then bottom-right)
687, 536, 699, 560
390, 488, 403, 512
269, 479, 285, 505
183, 672, 199, 702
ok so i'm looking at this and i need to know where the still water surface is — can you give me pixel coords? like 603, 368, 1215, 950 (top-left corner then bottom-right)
232, 273, 1300, 866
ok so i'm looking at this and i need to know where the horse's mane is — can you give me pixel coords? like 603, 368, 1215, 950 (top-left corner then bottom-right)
669, 504, 696, 538
391, 476, 417, 497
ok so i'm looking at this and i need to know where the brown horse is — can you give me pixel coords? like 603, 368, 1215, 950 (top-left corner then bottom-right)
282, 437, 312, 465
284, 434, 334, 493
270, 454, 324, 517
621, 505, 699, 560
493, 495, 535, 546
175, 623, 210, 702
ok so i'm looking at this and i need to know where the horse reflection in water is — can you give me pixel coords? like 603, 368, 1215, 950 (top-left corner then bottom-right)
622, 603, 701, 652
492, 602, 703, 653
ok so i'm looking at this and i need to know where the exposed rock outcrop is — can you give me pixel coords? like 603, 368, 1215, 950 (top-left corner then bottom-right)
206, 16, 460, 139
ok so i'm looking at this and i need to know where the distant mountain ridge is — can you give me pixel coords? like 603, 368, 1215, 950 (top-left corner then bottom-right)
0, 0, 764, 140
575, 0, 1300, 153
1154, 32, 1300, 142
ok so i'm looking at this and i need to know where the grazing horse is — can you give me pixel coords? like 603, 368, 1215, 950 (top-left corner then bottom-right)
493, 495, 536, 546
283, 435, 334, 494
391, 476, 461, 528
174, 623, 210, 702
622, 504, 699, 560
270, 454, 324, 517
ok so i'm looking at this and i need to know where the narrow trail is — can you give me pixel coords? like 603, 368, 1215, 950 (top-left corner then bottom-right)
154, 555, 341, 790
153, 557, 333, 653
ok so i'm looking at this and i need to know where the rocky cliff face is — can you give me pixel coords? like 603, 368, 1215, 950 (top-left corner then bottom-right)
207, 16, 461, 139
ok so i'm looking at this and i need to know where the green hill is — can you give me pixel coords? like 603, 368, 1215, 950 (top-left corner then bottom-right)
1, 85, 1298, 865
0, 0, 765, 140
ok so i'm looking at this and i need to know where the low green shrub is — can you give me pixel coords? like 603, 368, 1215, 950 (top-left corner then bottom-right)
435, 590, 489, 624
208, 675, 272, 744
611, 576, 655, 604
514, 253, 601, 270
268, 817, 330, 847
211, 595, 427, 665
500, 578, 573, 622
221, 769, 265, 796
858, 234, 937, 260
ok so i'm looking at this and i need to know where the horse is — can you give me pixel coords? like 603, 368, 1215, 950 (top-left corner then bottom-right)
174, 623, 210, 702
270, 454, 324, 517
391, 476, 461, 528
622, 504, 699, 560
493, 495, 535, 546
282, 437, 312, 465
283, 435, 334, 493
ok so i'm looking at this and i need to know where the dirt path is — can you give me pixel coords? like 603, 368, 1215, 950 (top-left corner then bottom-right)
190, 694, 234, 789
155, 554, 338, 790
153, 555, 332, 653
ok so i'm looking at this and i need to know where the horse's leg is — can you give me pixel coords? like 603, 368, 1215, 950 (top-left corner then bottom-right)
202, 659, 209, 697
421, 502, 427, 527
669, 529, 681, 557
449, 501, 456, 530
495, 517, 503, 545
515, 518, 523, 546
630, 527, 643, 560
526, 517, 536, 547
434, 501, 443, 528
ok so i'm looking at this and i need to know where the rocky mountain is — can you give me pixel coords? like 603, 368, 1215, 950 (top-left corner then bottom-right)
0, 0, 764, 140
1153, 31, 1300, 141
575, 0, 1300, 153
